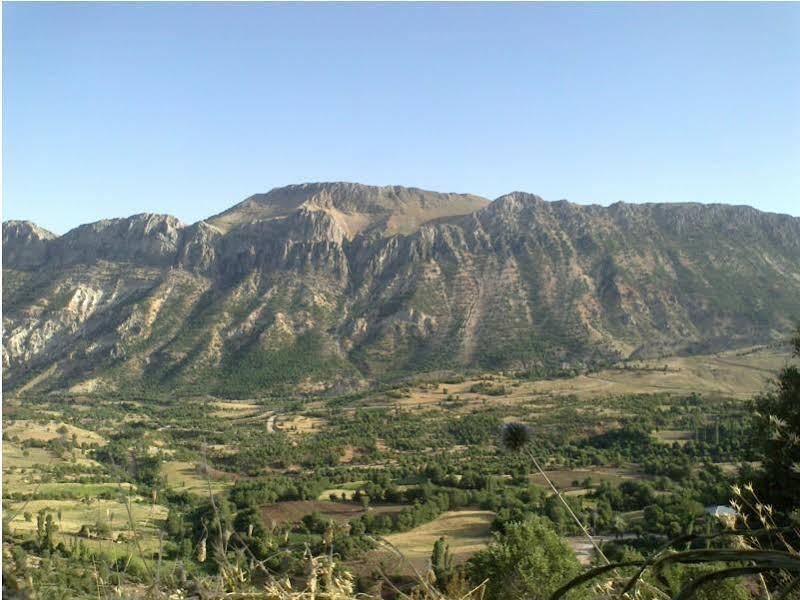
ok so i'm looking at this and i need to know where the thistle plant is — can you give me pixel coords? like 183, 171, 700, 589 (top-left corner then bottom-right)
500, 422, 610, 564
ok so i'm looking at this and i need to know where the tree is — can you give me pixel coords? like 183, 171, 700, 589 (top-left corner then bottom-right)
752, 325, 800, 520
643, 504, 665, 532
234, 505, 271, 557
431, 536, 454, 591
467, 516, 584, 600
612, 515, 627, 539
93, 518, 111, 538
35, 511, 57, 549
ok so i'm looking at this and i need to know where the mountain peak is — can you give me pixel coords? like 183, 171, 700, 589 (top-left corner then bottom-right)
65, 213, 185, 235
2, 220, 57, 242
2, 220, 58, 268
206, 182, 490, 238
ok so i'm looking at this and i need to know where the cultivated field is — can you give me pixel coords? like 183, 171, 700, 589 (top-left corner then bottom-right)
6, 496, 166, 537
3, 419, 106, 445
161, 460, 234, 495
529, 466, 649, 491
378, 510, 495, 573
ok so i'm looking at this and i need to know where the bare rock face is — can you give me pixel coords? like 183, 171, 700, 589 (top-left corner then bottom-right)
3, 182, 800, 396
51, 213, 186, 267
177, 221, 222, 272
2, 221, 56, 268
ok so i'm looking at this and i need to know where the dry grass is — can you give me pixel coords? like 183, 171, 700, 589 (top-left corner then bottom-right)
3, 419, 106, 445
318, 481, 367, 501
339, 445, 357, 464
318, 488, 357, 501
210, 400, 262, 419
161, 460, 233, 495
6, 496, 167, 536
207, 443, 237, 455
377, 510, 495, 573
713, 460, 760, 475
3, 440, 105, 492
530, 466, 648, 490
533, 347, 790, 400
368, 347, 790, 413
3, 441, 55, 468
654, 429, 693, 445
277, 414, 325, 434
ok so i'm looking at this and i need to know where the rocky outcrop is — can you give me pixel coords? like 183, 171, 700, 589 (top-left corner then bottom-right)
2, 221, 56, 268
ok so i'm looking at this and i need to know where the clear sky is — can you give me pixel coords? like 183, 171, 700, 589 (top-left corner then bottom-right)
3, 2, 799, 234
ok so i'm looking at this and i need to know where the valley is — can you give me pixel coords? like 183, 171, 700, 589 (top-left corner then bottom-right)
3, 343, 793, 596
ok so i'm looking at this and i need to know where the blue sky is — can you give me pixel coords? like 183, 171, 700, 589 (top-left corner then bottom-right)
3, 2, 799, 233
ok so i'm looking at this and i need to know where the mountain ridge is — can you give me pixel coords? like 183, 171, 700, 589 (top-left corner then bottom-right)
4, 182, 800, 396
6, 181, 798, 245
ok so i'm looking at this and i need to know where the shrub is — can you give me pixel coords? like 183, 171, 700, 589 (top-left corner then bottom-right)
467, 516, 583, 599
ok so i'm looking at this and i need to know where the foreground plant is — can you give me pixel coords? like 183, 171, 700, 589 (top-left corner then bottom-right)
549, 522, 800, 600
263, 552, 355, 600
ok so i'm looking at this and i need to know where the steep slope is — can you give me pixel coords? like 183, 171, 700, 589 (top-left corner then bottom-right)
3, 183, 799, 396
3, 221, 57, 268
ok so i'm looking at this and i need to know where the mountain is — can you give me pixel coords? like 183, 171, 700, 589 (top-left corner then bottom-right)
4, 182, 800, 396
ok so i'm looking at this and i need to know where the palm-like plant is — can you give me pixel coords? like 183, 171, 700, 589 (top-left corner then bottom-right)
549, 524, 800, 600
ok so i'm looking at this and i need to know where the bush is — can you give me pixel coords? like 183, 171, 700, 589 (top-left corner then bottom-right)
469, 382, 506, 396
467, 516, 584, 599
